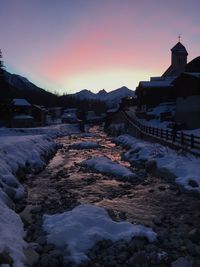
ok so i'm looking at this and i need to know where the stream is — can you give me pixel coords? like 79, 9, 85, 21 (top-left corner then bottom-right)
18, 125, 200, 267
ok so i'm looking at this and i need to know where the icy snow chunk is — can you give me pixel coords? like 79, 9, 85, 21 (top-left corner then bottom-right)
0, 199, 27, 267
70, 141, 100, 150
81, 156, 136, 180
43, 204, 157, 264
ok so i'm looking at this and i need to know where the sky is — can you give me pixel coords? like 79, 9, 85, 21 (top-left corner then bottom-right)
0, 0, 200, 94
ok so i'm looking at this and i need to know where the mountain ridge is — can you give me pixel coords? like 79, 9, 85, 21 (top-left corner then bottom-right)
70, 86, 135, 107
3, 71, 135, 108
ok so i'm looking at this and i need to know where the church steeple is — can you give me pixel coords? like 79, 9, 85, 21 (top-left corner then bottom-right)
162, 40, 188, 77
171, 41, 188, 74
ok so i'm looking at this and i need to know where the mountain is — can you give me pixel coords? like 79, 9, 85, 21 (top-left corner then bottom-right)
2, 71, 135, 109
72, 89, 96, 100
5, 71, 46, 93
70, 86, 135, 108
2, 71, 59, 107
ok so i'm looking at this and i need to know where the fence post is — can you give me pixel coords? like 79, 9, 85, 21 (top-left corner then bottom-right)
166, 130, 168, 140
191, 134, 194, 148
172, 131, 176, 142
181, 132, 184, 145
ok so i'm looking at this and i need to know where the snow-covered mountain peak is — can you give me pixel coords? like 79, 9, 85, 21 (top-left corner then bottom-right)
70, 86, 135, 108
97, 89, 107, 96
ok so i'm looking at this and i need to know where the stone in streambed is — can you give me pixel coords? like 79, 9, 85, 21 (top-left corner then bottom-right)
0, 250, 14, 265
188, 228, 200, 243
24, 247, 39, 266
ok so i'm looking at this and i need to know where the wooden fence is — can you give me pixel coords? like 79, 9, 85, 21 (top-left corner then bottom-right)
122, 111, 200, 155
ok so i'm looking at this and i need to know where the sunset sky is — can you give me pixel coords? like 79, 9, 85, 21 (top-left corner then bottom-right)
1, 0, 200, 94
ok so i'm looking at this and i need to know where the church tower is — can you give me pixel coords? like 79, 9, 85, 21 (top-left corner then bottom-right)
162, 38, 188, 77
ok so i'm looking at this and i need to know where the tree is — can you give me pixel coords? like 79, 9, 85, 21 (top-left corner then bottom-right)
0, 50, 12, 124
0, 49, 5, 88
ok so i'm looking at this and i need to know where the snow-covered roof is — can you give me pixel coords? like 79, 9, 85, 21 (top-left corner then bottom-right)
139, 80, 172, 88
185, 72, 200, 78
63, 108, 77, 113
12, 98, 31, 106
13, 115, 34, 120
33, 105, 47, 111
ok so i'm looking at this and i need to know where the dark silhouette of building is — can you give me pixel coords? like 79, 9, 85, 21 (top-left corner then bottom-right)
162, 41, 188, 77
136, 40, 188, 111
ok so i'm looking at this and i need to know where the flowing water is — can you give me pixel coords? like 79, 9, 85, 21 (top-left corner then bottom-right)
22, 125, 200, 266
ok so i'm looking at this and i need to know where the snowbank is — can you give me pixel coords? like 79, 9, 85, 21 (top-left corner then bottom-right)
70, 141, 100, 150
43, 204, 157, 264
0, 200, 27, 267
0, 124, 80, 266
81, 156, 137, 181
184, 128, 200, 138
0, 135, 55, 199
116, 134, 200, 192
0, 123, 80, 138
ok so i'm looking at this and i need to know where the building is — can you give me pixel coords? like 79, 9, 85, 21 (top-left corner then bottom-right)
32, 105, 48, 126
135, 40, 188, 111
162, 42, 188, 77
173, 72, 200, 129
11, 98, 34, 127
136, 79, 174, 111
10, 98, 48, 127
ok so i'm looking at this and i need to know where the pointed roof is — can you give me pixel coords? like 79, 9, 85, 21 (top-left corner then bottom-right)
186, 56, 200, 72
171, 42, 188, 55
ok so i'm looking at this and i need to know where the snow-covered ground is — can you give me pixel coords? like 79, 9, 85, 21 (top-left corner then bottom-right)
70, 141, 100, 150
81, 156, 137, 181
138, 118, 170, 129
0, 123, 79, 138
184, 128, 200, 138
0, 200, 27, 267
0, 124, 80, 267
43, 204, 156, 264
115, 134, 200, 192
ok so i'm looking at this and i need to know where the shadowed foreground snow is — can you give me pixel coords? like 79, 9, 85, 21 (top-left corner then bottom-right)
116, 134, 200, 192
0, 124, 80, 267
43, 204, 157, 264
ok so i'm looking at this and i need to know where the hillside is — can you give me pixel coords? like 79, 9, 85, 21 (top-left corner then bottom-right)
1, 71, 135, 109
2, 71, 59, 107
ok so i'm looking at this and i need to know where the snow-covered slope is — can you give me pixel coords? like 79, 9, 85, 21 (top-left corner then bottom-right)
5, 71, 44, 92
70, 86, 135, 108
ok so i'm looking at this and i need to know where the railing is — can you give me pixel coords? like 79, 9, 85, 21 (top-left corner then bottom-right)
122, 111, 200, 155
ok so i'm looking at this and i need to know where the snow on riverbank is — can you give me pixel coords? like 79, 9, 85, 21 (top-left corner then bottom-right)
0, 123, 80, 138
43, 204, 157, 264
0, 135, 55, 199
0, 200, 27, 267
0, 124, 80, 267
81, 156, 137, 181
115, 134, 200, 192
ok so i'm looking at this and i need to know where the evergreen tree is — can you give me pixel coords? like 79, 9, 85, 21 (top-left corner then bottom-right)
0, 49, 5, 88
0, 50, 12, 123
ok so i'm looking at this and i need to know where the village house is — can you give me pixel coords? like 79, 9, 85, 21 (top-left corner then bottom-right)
32, 105, 48, 126
10, 98, 49, 127
10, 98, 34, 127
